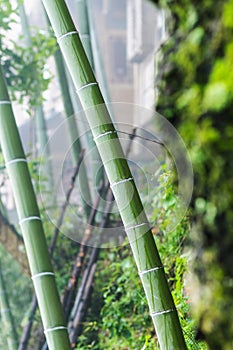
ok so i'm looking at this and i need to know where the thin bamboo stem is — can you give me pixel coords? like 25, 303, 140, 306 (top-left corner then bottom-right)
68, 196, 112, 347
41, 133, 134, 349
61, 183, 104, 321
18, 155, 84, 350
40, 189, 103, 350
68, 131, 135, 346
75, 0, 104, 195
0, 194, 7, 218
42, 8, 93, 219
86, 0, 113, 107
17, 294, 37, 350
41, 1, 187, 348
52, 45, 92, 219
0, 65, 71, 349
18, 1, 54, 201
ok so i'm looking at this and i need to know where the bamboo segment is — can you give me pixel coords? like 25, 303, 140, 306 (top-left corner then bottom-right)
75, 0, 104, 194
43, 8, 92, 218
0, 66, 71, 350
87, 0, 114, 108
76, 0, 94, 68
42, 1, 187, 348
18, 158, 83, 350
52, 40, 92, 218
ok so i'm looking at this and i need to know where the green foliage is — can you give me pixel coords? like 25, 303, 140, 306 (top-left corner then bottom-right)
0, 2, 16, 38
151, 167, 206, 350
0, 1, 56, 112
0, 246, 32, 349
75, 168, 207, 349
75, 247, 159, 350
152, 0, 233, 348
2, 29, 56, 111
98, 254, 158, 349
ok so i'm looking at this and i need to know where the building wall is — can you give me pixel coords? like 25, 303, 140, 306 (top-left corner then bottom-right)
87, 0, 166, 125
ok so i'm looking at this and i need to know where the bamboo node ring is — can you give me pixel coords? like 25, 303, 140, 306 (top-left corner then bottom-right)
111, 177, 134, 189
94, 130, 117, 142
57, 31, 79, 42
5, 158, 27, 166
31, 272, 55, 280
151, 309, 176, 317
126, 222, 149, 231
76, 82, 98, 92
139, 266, 164, 276
44, 326, 68, 334
19, 216, 41, 225
0, 100, 11, 105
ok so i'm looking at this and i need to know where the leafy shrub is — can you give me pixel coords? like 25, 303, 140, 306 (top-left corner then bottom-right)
76, 167, 207, 349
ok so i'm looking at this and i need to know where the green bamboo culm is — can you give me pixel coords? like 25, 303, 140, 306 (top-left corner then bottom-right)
0, 262, 18, 350
76, 0, 104, 192
76, 0, 94, 68
0, 65, 71, 350
18, 1, 54, 204
42, 1, 187, 348
43, 10, 92, 219
86, 0, 114, 107
0, 194, 7, 218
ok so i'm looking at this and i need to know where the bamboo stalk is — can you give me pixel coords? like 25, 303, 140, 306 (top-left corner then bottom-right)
49, 150, 85, 255
0, 261, 18, 350
75, 0, 104, 195
0, 65, 71, 349
18, 1, 54, 203
69, 258, 97, 348
68, 196, 112, 347
0, 194, 7, 218
75, 0, 94, 69
43, 7, 93, 218
41, 132, 134, 349
68, 130, 135, 346
86, 0, 113, 108
41, 185, 104, 350
41, 1, 187, 348
18, 154, 83, 350
52, 42, 92, 219
45, 0, 103, 192
17, 294, 37, 350
61, 183, 104, 321
41, 7, 93, 218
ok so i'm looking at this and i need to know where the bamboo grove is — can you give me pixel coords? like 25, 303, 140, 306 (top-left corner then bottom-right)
0, 1, 192, 349
42, 0, 186, 349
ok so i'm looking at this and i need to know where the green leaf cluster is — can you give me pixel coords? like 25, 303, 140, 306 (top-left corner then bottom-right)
0, 247, 32, 348
152, 0, 233, 348
0, 2, 16, 38
74, 168, 206, 349
0, 1, 56, 112
2, 29, 56, 111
